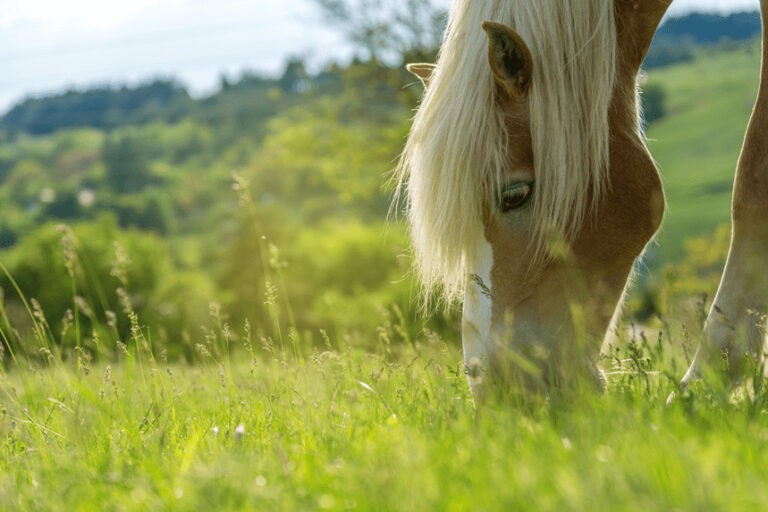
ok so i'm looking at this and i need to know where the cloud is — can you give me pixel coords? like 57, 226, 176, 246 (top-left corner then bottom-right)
0, 0, 184, 31
668, 0, 759, 14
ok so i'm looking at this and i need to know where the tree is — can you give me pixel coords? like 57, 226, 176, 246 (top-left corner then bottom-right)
313, 0, 446, 64
102, 134, 153, 194
278, 58, 310, 93
0, 80, 190, 135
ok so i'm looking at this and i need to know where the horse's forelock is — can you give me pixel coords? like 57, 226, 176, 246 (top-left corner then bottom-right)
394, 0, 618, 305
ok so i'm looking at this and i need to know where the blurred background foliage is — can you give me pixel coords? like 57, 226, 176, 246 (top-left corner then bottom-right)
0, 2, 761, 361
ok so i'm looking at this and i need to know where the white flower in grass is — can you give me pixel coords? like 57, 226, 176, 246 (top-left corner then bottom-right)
77, 188, 96, 208
235, 423, 245, 441
39, 188, 55, 204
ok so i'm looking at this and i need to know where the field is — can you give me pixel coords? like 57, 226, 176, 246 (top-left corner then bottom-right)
3, 326, 768, 511
1, 27, 767, 512
647, 40, 761, 261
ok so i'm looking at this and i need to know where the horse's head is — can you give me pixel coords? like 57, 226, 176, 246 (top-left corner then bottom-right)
398, 0, 671, 398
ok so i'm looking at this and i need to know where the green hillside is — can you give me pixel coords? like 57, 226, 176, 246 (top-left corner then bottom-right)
645, 40, 761, 262
4, 19, 768, 512
0, 39, 761, 353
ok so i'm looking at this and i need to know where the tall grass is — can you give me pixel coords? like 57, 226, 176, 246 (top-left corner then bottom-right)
2, 198, 768, 510
3, 308, 768, 510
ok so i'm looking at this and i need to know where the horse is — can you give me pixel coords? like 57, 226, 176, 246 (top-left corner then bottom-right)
394, 0, 768, 400
680, 0, 768, 389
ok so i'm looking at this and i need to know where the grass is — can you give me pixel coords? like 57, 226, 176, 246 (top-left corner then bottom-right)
3, 317, 768, 511
1, 40, 767, 512
646, 40, 762, 262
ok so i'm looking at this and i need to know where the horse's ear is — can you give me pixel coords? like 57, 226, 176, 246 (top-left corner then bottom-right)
483, 21, 533, 99
406, 63, 437, 87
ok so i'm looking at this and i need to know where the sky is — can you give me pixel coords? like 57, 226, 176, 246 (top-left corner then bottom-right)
0, 0, 761, 114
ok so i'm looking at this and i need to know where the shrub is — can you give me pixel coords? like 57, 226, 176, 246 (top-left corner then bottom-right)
0, 216, 214, 360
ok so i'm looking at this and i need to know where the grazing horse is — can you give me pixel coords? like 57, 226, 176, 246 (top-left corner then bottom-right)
395, 0, 670, 398
397, 0, 768, 399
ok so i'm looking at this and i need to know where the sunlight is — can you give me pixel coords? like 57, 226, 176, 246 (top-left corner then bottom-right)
1, 1, 767, 508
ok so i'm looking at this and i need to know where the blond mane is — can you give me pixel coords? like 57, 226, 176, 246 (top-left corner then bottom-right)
394, 0, 618, 304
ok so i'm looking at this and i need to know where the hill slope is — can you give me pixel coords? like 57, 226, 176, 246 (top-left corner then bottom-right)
656, 11, 761, 44
646, 40, 761, 262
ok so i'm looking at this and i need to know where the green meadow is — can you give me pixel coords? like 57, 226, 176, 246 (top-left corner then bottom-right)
4, 319, 768, 510
647, 40, 761, 261
1, 35, 767, 510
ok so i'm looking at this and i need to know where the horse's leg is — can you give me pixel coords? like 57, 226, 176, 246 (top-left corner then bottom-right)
681, 1, 768, 386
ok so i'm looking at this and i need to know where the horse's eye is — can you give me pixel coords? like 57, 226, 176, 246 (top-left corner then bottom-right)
499, 182, 533, 213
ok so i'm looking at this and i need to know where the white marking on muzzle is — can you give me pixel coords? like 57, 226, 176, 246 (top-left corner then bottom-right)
462, 239, 494, 391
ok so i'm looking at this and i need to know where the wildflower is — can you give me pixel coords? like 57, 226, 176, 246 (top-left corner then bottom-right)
111, 242, 130, 287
